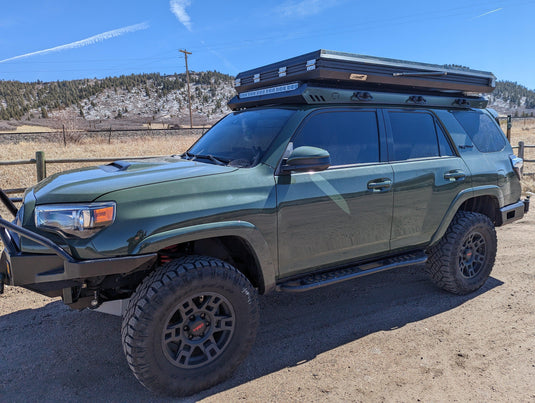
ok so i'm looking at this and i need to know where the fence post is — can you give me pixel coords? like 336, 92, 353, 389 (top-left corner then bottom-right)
35, 151, 46, 182
506, 115, 512, 142
62, 124, 66, 147
109, 127, 112, 144
518, 141, 525, 176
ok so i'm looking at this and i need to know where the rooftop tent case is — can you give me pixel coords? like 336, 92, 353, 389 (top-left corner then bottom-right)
233, 50, 496, 95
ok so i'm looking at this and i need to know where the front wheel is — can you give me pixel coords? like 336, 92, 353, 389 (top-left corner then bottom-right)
425, 211, 497, 295
121, 256, 259, 396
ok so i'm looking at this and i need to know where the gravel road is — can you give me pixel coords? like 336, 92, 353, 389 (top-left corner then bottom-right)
1, 216, 534, 402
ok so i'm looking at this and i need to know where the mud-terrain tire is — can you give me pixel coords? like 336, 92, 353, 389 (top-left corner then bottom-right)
425, 211, 497, 295
121, 255, 259, 396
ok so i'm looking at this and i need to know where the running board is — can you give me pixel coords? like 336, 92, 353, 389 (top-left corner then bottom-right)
278, 251, 427, 292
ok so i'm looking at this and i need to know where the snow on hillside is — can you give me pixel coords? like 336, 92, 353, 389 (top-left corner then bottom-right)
48, 74, 236, 124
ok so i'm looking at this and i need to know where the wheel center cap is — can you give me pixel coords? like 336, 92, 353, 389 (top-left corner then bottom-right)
190, 320, 207, 336
465, 248, 473, 259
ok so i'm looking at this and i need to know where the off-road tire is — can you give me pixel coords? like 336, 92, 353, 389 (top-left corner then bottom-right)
425, 211, 497, 295
121, 255, 259, 396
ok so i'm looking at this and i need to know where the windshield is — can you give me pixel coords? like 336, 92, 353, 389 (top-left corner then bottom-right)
185, 108, 296, 167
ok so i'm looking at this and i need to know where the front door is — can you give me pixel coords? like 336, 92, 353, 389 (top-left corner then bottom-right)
276, 109, 393, 278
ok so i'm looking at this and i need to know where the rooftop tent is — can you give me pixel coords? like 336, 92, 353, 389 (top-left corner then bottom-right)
233, 50, 496, 95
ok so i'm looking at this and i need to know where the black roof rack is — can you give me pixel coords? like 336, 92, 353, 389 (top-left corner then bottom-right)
228, 82, 488, 111
233, 50, 495, 96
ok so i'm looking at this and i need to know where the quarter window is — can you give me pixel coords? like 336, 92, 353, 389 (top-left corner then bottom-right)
451, 110, 506, 153
292, 110, 380, 166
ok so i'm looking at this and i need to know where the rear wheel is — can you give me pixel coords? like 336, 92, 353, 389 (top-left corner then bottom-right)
121, 255, 259, 396
426, 211, 497, 295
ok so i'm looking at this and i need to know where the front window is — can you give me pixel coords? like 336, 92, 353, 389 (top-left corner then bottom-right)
186, 108, 296, 167
291, 110, 380, 166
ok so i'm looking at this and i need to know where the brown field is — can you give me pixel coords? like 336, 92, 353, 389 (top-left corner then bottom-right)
0, 120, 534, 215
0, 134, 200, 223
0, 124, 57, 134
0, 118, 534, 222
0, 134, 199, 191
0, 118, 533, 198
503, 118, 535, 193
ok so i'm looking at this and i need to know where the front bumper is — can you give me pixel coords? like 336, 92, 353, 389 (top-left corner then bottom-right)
0, 215, 156, 295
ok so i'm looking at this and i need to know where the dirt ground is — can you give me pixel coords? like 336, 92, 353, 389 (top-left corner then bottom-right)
0, 215, 534, 402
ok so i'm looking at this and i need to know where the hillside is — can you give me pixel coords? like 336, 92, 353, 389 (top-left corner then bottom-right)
0, 73, 534, 128
0, 71, 235, 128
488, 81, 535, 116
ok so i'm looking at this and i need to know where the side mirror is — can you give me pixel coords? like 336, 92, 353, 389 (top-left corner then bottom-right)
281, 146, 331, 173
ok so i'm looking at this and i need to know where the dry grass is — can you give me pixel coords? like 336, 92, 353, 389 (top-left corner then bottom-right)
0, 134, 199, 220
0, 118, 534, 214
0, 125, 57, 134
503, 119, 535, 193
0, 135, 198, 190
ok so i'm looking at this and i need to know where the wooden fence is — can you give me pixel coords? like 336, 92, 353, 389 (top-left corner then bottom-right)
514, 141, 535, 176
0, 126, 208, 204
0, 126, 208, 145
1, 152, 163, 202
2, 141, 534, 203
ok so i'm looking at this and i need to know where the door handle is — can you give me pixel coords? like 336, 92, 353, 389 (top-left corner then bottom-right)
444, 171, 466, 181
367, 178, 392, 191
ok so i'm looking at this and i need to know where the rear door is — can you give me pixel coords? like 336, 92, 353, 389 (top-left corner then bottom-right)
276, 108, 393, 278
384, 109, 472, 250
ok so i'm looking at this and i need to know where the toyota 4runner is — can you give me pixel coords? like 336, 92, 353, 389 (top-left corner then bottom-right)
0, 50, 529, 396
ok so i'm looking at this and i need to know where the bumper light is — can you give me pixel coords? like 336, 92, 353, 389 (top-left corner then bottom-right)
35, 202, 116, 238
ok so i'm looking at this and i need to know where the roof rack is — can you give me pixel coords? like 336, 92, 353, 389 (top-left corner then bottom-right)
232, 50, 495, 96
227, 82, 488, 111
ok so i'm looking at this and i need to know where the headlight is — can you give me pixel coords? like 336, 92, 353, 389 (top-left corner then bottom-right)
35, 202, 116, 238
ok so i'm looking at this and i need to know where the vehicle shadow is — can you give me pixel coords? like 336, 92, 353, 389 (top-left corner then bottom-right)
0, 266, 503, 402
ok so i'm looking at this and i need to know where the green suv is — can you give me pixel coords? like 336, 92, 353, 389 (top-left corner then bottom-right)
0, 51, 529, 396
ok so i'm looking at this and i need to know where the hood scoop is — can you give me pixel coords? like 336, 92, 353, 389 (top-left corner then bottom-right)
100, 160, 132, 172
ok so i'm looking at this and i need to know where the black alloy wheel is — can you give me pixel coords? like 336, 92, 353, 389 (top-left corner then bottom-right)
458, 231, 487, 279
162, 292, 236, 369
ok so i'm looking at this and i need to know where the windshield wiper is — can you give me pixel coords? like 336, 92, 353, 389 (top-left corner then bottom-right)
203, 154, 229, 166
183, 152, 230, 166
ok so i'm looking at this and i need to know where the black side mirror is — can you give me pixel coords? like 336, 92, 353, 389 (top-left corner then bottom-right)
281, 146, 331, 173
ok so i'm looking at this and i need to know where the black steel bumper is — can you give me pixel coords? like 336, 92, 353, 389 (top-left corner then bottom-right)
0, 215, 157, 295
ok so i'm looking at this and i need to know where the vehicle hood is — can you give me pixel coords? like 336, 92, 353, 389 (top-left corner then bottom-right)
32, 157, 237, 204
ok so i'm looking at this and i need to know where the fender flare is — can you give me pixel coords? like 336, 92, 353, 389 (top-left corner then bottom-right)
132, 221, 277, 293
429, 185, 503, 247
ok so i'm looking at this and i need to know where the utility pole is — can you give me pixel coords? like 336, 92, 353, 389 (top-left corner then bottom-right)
179, 49, 193, 128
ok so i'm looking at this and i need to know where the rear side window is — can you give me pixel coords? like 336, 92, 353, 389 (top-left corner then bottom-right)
292, 110, 380, 166
451, 110, 506, 153
387, 111, 453, 161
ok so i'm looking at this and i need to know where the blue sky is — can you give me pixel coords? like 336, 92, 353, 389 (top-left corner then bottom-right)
0, 0, 533, 89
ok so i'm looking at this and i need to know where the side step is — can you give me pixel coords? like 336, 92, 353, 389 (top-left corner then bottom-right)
278, 251, 427, 292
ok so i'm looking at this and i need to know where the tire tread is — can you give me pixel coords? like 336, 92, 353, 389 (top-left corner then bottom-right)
121, 255, 259, 396
425, 211, 497, 295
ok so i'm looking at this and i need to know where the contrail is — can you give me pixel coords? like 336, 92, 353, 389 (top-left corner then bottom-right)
472, 8, 503, 19
170, 0, 192, 31
0, 22, 149, 63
